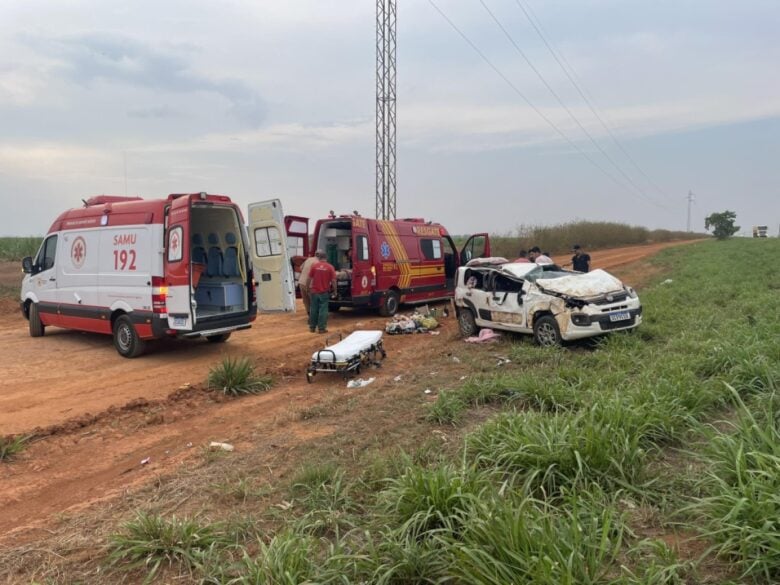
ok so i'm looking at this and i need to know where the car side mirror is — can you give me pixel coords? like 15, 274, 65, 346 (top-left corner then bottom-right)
22, 256, 33, 274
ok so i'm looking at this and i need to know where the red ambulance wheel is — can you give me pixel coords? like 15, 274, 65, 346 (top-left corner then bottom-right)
113, 315, 146, 358
28, 302, 45, 338
379, 290, 400, 317
206, 332, 232, 343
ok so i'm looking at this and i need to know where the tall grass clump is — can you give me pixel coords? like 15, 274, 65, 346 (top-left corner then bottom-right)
0, 434, 30, 462
445, 489, 625, 585
207, 356, 272, 396
289, 465, 357, 536
108, 512, 228, 582
688, 390, 780, 580
235, 531, 318, 585
0, 236, 42, 261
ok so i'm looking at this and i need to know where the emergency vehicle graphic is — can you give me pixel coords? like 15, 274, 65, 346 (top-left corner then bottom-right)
20, 194, 295, 358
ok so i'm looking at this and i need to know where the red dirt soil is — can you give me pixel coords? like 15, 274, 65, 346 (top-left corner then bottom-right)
0, 240, 699, 544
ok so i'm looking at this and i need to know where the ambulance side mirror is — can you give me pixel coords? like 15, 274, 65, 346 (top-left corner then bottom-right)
22, 256, 33, 274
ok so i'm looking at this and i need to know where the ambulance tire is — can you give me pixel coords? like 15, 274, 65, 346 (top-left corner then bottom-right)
113, 315, 146, 358
206, 332, 231, 343
379, 290, 400, 317
29, 303, 45, 338
328, 303, 341, 312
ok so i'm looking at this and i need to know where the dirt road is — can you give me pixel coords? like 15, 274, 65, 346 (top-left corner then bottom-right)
0, 239, 698, 543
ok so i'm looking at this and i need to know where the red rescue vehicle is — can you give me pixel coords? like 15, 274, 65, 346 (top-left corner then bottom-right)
288, 214, 490, 316
20, 193, 294, 357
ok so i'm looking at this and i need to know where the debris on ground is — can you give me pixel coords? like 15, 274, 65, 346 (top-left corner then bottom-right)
385, 311, 439, 334
140, 457, 151, 465
452, 356, 461, 363
495, 356, 511, 366
464, 328, 501, 344
393, 375, 403, 382
209, 442, 234, 452
662, 279, 674, 285
346, 377, 375, 389
423, 389, 432, 394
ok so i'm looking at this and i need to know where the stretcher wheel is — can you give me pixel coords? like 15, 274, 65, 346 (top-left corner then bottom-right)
306, 368, 315, 383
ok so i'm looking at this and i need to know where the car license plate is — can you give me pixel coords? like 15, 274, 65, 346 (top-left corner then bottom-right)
609, 311, 631, 323
172, 316, 187, 327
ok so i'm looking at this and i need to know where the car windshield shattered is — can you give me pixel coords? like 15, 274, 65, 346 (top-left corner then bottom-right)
518, 265, 573, 283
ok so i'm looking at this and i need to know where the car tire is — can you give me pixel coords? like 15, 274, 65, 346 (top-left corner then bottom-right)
29, 302, 45, 338
379, 290, 400, 317
113, 315, 146, 358
533, 314, 562, 347
458, 308, 478, 337
206, 332, 232, 343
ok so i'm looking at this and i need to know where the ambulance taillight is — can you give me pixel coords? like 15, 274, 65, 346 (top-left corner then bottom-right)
151, 276, 168, 314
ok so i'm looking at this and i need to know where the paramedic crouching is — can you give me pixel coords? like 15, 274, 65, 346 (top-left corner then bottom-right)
302, 249, 337, 334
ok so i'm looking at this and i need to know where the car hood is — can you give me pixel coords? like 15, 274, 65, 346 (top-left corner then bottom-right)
535, 269, 625, 299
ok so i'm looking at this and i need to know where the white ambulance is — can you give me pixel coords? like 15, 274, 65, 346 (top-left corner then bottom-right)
20, 193, 295, 357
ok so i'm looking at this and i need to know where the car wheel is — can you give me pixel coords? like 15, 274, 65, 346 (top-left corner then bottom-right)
206, 332, 231, 343
113, 315, 146, 358
379, 290, 400, 317
458, 308, 478, 337
29, 302, 45, 338
533, 315, 562, 347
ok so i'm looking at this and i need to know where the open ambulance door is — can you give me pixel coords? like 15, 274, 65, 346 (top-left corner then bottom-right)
459, 233, 491, 265
248, 199, 296, 313
165, 195, 195, 330
284, 215, 310, 296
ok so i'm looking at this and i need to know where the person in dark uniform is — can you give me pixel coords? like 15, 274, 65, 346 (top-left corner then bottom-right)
571, 244, 591, 272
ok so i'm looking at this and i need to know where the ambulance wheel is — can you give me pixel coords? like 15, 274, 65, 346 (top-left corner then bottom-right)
29, 302, 45, 338
379, 290, 400, 317
533, 315, 562, 347
328, 303, 341, 312
458, 308, 478, 337
206, 332, 232, 343
113, 315, 146, 358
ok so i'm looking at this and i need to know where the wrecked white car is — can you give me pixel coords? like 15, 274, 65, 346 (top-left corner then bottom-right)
454, 262, 642, 345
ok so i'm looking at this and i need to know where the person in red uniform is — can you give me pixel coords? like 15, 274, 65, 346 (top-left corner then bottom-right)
302, 249, 337, 333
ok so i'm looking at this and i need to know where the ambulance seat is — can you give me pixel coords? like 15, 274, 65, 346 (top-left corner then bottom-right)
223, 232, 239, 277
192, 234, 207, 266
206, 233, 223, 277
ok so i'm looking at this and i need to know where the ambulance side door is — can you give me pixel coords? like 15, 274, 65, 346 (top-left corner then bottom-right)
248, 199, 295, 313
30, 234, 61, 325
284, 215, 309, 294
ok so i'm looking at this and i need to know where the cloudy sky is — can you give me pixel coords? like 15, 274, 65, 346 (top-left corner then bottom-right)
0, 0, 777, 236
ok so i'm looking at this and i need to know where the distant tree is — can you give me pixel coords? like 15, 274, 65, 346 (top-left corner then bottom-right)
704, 211, 740, 240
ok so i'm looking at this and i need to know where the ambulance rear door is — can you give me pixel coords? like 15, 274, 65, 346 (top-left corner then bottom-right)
351, 216, 373, 299
164, 195, 195, 329
248, 199, 296, 313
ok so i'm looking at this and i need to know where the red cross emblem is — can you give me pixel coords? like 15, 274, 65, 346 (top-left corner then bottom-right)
171, 232, 179, 252
71, 236, 86, 268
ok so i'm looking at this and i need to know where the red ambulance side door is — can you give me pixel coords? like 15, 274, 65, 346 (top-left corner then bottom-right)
351, 217, 372, 301
164, 195, 195, 329
459, 233, 491, 265
284, 215, 309, 295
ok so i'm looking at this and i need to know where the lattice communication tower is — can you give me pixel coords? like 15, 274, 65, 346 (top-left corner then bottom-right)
376, 0, 397, 220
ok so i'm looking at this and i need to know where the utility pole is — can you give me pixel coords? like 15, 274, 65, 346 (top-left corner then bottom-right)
376, 0, 397, 220
686, 190, 695, 232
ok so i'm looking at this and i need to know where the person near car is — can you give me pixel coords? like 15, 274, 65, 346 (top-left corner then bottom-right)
298, 255, 318, 315
528, 246, 553, 265
571, 244, 591, 273
301, 249, 337, 333
513, 249, 531, 263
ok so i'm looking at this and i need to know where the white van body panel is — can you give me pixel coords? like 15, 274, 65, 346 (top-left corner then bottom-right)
248, 199, 296, 313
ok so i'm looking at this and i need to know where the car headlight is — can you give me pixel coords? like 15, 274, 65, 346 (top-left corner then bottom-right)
571, 313, 590, 326
625, 286, 638, 299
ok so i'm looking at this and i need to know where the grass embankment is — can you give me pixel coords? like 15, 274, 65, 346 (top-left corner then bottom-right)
95, 238, 780, 584
461, 220, 702, 258
0, 237, 41, 262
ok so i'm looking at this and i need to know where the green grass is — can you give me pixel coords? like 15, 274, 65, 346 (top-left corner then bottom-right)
99, 238, 780, 584
207, 357, 273, 396
0, 434, 30, 462
0, 236, 42, 262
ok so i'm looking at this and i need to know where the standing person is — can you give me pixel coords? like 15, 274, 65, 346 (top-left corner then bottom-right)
302, 250, 337, 333
571, 244, 591, 273
513, 249, 530, 263
298, 255, 318, 315
528, 246, 553, 265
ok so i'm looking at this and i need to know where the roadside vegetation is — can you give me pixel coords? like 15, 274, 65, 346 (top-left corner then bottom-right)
96, 238, 780, 584
0, 434, 30, 462
460, 220, 702, 258
207, 356, 273, 396
0, 236, 41, 262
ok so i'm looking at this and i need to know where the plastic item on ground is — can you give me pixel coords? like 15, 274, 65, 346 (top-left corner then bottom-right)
347, 377, 375, 388
209, 442, 234, 452
464, 328, 501, 344
385, 311, 439, 334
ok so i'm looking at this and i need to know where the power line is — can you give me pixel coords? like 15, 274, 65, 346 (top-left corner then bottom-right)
427, 0, 668, 210
478, 0, 665, 209
514, 0, 672, 200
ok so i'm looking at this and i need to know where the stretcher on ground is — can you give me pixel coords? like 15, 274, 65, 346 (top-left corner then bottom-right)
307, 330, 386, 383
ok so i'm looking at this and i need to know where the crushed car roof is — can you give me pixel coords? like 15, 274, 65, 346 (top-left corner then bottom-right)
536, 269, 625, 297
